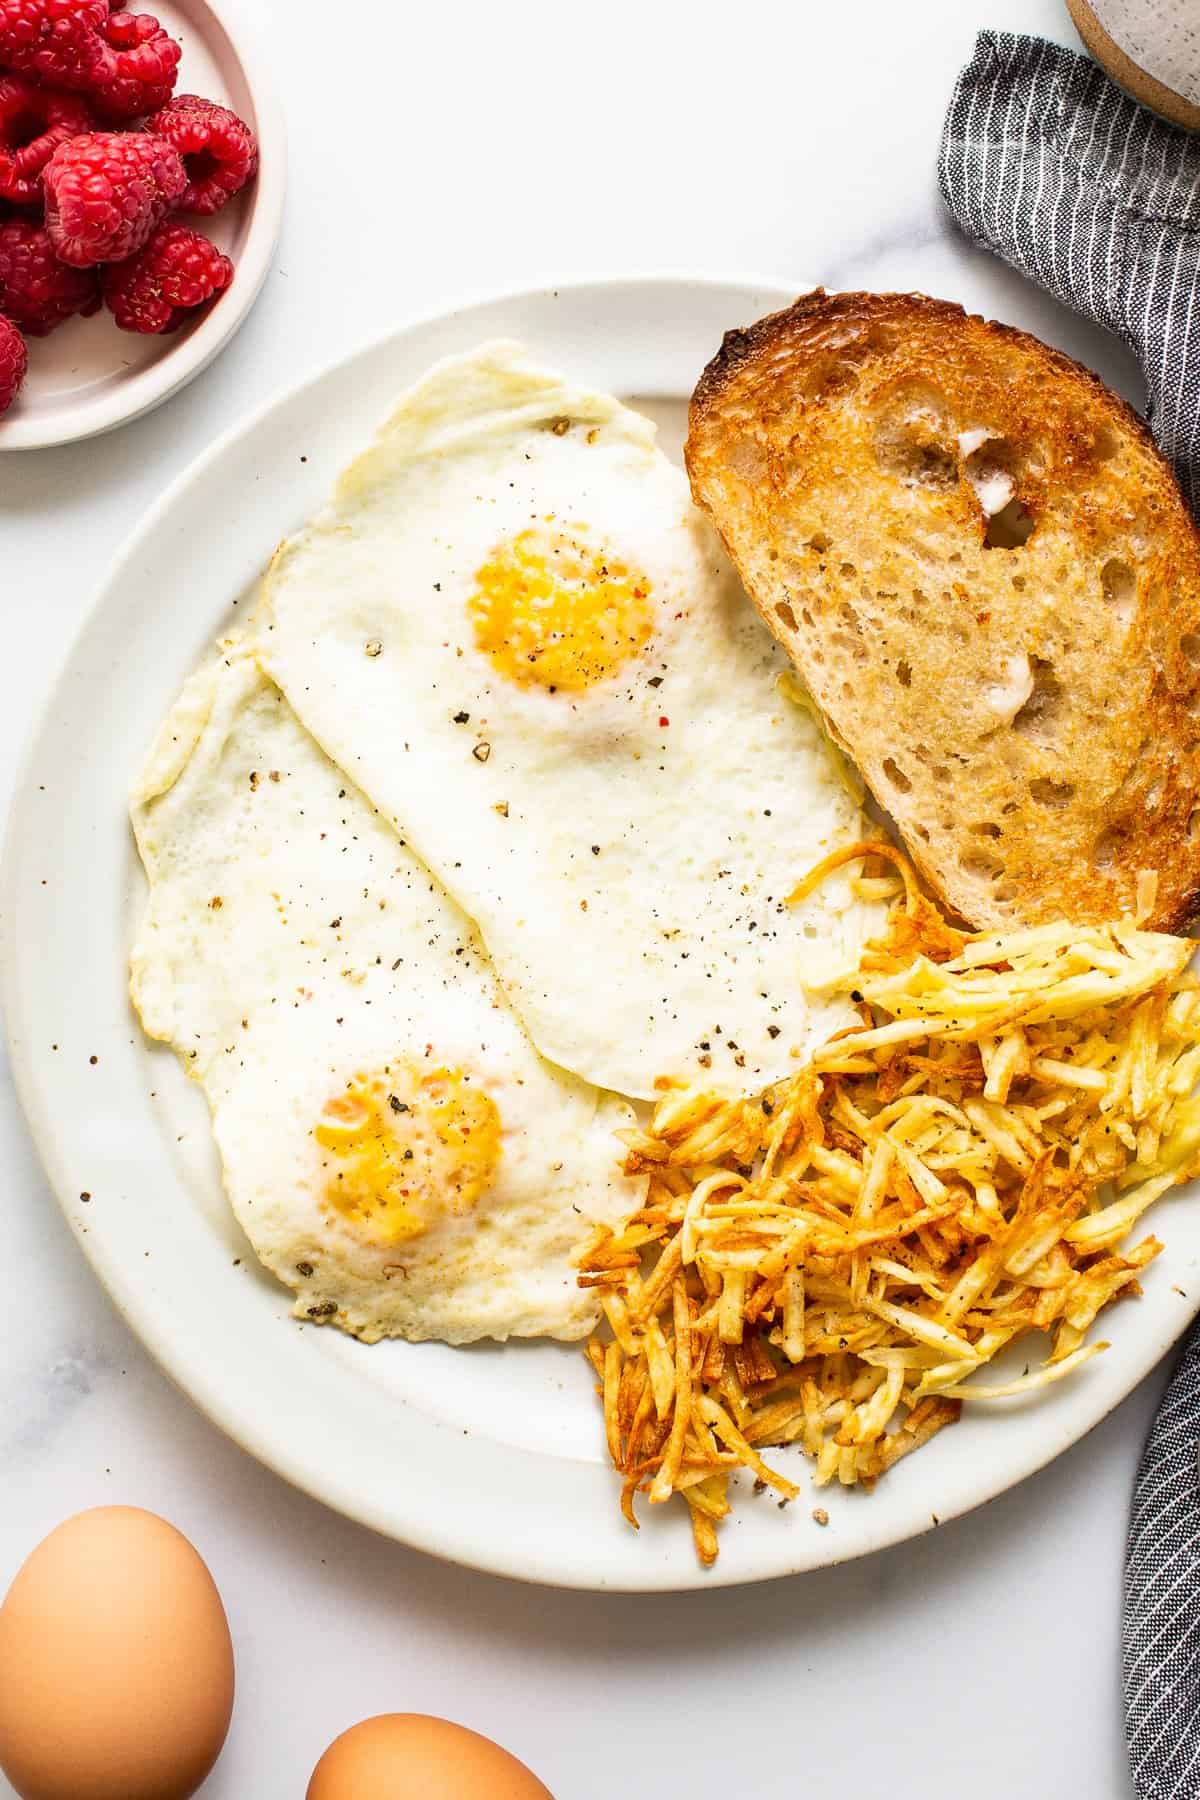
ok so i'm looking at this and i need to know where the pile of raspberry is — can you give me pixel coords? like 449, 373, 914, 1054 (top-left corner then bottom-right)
0, 0, 259, 417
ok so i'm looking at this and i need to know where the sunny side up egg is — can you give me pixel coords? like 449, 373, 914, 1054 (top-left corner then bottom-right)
129, 642, 643, 1344
256, 342, 883, 1101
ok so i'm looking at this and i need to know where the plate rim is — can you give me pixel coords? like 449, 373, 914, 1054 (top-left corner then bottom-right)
4, 272, 1193, 1591
0, 0, 288, 452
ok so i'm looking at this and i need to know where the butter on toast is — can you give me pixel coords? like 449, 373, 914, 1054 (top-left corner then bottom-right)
686, 289, 1200, 932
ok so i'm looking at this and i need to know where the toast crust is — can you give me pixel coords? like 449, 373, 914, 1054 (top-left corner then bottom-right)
686, 290, 1200, 934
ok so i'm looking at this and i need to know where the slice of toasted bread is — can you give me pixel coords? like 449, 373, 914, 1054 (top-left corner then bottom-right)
686, 289, 1200, 933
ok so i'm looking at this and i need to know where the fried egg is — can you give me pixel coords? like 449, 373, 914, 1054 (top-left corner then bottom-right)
129, 641, 642, 1344
257, 343, 882, 1100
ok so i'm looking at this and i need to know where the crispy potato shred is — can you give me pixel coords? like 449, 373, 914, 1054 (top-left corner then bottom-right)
578, 845, 1200, 1566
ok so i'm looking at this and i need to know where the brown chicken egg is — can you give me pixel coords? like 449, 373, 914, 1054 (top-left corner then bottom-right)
0, 1507, 234, 1800
307, 1713, 556, 1799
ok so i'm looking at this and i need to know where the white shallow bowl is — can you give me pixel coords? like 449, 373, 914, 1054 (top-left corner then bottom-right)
0, 0, 285, 450
5, 276, 1199, 1591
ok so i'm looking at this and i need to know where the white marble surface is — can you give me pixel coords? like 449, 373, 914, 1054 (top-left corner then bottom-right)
0, 0, 1167, 1793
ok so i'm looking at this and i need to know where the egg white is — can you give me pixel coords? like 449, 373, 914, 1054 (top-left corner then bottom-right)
256, 342, 882, 1100
129, 642, 643, 1344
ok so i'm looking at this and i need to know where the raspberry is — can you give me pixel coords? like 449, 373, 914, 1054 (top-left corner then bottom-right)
42, 129, 185, 265
103, 219, 231, 332
0, 0, 110, 92
0, 75, 93, 206
146, 94, 257, 214
0, 214, 98, 332
0, 3, 180, 121
91, 11, 180, 120
0, 311, 26, 416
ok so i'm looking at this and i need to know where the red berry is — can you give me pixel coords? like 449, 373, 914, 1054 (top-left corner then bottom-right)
91, 10, 180, 120
103, 219, 232, 332
0, 74, 93, 206
0, 311, 27, 416
146, 94, 258, 214
42, 129, 185, 265
0, 3, 180, 121
0, 214, 98, 332
0, 0, 111, 92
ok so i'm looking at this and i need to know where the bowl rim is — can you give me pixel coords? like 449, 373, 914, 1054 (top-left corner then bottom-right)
0, 0, 287, 452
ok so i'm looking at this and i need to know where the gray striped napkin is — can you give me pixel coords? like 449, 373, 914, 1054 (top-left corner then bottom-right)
939, 30, 1200, 515
939, 32, 1200, 1799
1125, 1333, 1200, 1799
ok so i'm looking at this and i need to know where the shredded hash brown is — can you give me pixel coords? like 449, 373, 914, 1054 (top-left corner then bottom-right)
578, 845, 1200, 1566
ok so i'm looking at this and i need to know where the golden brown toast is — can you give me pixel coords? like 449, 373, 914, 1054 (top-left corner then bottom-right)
686, 289, 1200, 933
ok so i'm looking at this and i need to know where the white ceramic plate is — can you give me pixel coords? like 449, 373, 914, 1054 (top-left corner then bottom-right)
5, 277, 1199, 1591
0, 0, 285, 450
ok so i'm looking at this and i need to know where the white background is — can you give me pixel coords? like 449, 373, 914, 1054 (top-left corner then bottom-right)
1, 0, 1165, 1794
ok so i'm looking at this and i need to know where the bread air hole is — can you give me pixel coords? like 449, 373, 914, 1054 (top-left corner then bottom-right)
875, 433, 958, 490
775, 599, 797, 630
1101, 557, 1136, 628
971, 822, 1002, 839
984, 496, 1035, 548
1029, 777, 1075, 807
860, 322, 900, 358
798, 354, 863, 401
1181, 632, 1200, 664
1188, 809, 1200, 842
1092, 423, 1120, 463
1093, 827, 1123, 870
961, 851, 1001, 881
728, 435, 767, 482
965, 441, 1018, 520
1012, 658, 1062, 740
896, 660, 912, 687
1116, 738, 1153, 802
881, 756, 911, 793
871, 382, 958, 491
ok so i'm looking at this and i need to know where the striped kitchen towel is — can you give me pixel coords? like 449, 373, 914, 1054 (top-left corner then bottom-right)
940, 35, 1200, 1800
939, 29, 1200, 516
1125, 1332, 1200, 1800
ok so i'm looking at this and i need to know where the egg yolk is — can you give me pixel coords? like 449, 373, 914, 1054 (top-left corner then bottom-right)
467, 524, 654, 691
314, 1065, 501, 1245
